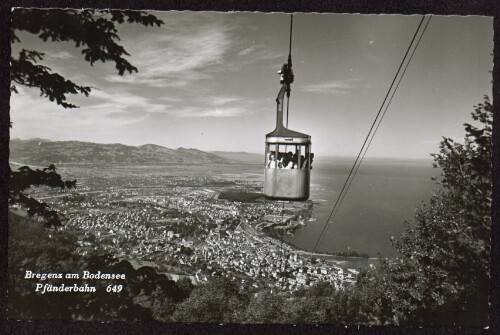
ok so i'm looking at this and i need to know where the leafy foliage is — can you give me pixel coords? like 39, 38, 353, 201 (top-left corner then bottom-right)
8, 212, 194, 321
9, 165, 76, 227
10, 49, 91, 108
352, 96, 492, 326
172, 277, 250, 323
244, 290, 288, 323
8, 212, 81, 319
265, 281, 340, 324
11, 9, 164, 108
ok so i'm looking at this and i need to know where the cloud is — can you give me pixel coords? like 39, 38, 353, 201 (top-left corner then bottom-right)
158, 96, 182, 103
10, 86, 152, 141
167, 106, 248, 118
45, 50, 75, 60
86, 89, 249, 119
105, 15, 233, 88
237, 43, 284, 61
207, 96, 243, 106
85, 89, 168, 116
104, 67, 212, 88
301, 80, 358, 94
238, 45, 258, 56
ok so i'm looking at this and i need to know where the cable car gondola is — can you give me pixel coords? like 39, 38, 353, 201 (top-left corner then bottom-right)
263, 17, 312, 201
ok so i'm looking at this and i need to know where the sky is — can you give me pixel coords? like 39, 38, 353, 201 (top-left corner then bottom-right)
10, 12, 493, 158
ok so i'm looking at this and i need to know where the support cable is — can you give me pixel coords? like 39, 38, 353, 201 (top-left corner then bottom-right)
286, 97, 290, 128
286, 14, 293, 128
280, 200, 285, 288
311, 16, 429, 254
282, 16, 292, 285
289, 14, 293, 58
317, 16, 433, 248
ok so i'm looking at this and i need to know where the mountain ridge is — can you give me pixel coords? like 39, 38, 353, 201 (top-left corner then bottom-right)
9, 139, 250, 165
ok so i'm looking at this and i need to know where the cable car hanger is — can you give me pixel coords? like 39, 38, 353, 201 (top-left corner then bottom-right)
264, 14, 313, 201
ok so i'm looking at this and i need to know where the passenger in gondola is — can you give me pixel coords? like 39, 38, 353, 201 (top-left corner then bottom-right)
281, 151, 288, 168
284, 152, 294, 169
303, 153, 314, 169
292, 152, 299, 169
277, 152, 284, 168
267, 152, 277, 168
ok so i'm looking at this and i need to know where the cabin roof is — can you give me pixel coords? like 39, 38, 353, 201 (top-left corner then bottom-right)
266, 126, 310, 139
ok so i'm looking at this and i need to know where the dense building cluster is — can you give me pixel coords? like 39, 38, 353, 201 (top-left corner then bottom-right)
27, 165, 360, 291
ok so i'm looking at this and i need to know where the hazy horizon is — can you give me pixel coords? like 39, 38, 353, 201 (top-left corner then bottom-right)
10, 136, 437, 161
10, 12, 492, 159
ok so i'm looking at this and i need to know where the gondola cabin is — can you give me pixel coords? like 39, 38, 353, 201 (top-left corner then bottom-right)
264, 129, 311, 201
264, 78, 312, 201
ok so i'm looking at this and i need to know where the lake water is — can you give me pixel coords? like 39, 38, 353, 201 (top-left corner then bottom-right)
283, 156, 439, 257
209, 156, 438, 258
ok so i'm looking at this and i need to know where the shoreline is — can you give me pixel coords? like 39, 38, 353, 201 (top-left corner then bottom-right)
241, 221, 378, 271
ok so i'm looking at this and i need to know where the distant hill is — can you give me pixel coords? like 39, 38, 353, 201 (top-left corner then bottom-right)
218, 191, 266, 202
9, 139, 233, 165
210, 151, 263, 164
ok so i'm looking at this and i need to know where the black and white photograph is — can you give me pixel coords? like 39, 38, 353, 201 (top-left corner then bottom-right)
5, 9, 493, 327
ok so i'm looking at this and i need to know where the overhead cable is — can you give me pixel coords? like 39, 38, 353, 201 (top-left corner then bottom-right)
311, 15, 430, 253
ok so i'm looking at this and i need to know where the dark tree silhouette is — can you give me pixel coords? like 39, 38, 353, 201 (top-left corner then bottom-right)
351, 96, 492, 326
11, 9, 164, 108
8, 212, 194, 321
9, 9, 164, 227
172, 277, 250, 323
9, 165, 76, 227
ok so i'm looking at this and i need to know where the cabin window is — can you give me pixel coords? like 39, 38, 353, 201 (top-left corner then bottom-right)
265, 143, 313, 169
